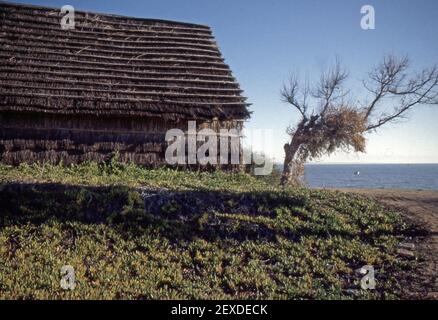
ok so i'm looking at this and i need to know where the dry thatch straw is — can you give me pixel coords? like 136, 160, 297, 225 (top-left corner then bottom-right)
0, 2, 250, 166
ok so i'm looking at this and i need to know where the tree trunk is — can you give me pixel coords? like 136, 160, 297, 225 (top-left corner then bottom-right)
280, 140, 301, 186
280, 119, 307, 186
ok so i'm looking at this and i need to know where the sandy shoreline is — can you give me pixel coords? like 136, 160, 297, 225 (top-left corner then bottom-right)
333, 188, 438, 197
333, 188, 438, 299
332, 188, 438, 230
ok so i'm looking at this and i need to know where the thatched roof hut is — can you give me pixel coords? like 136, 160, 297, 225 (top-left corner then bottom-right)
0, 2, 250, 166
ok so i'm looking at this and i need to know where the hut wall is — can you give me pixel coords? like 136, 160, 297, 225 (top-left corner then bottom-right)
0, 112, 243, 167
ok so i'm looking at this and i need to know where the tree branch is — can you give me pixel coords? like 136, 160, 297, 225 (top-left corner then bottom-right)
363, 55, 410, 120
280, 75, 309, 120
315, 58, 349, 116
364, 56, 438, 131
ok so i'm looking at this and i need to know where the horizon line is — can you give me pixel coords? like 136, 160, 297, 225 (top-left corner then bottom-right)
273, 162, 438, 165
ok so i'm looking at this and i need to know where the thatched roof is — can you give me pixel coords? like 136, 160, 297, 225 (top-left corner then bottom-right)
0, 2, 250, 121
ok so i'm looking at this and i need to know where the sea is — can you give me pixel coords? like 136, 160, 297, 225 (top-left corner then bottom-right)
303, 163, 438, 190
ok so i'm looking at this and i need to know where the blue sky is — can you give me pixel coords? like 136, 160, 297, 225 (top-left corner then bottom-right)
11, 0, 438, 163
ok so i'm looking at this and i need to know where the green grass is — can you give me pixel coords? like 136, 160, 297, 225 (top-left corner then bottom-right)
0, 162, 416, 299
0, 160, 274, 192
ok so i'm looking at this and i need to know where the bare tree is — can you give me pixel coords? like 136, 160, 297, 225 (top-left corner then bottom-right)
280, 55, 438, 186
